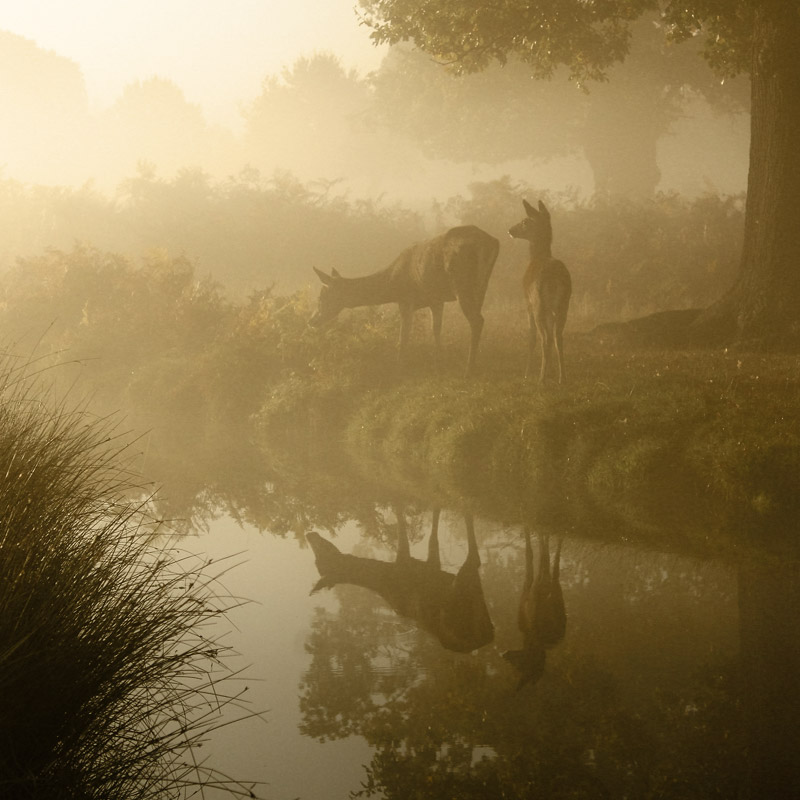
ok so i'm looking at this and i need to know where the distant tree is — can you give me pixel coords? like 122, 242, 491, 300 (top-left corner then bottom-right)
577, 15, 748, 197
369, 45, 580, 166
0, 31, 90, 184
243, 52, 428, 197
358, 0, 799, 346
369, 16, 748, 198
244, 54, 372, 179
98, 77, 235, 180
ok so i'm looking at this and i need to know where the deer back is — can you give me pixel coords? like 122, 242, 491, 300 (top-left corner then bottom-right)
387, 236, 455, 307
307, 530, 493, 653
523, 258, 572, 315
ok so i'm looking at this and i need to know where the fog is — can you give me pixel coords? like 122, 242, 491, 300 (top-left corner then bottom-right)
0, 22, 748, 211
6, 10, 800, 800
0, 11, 752, 330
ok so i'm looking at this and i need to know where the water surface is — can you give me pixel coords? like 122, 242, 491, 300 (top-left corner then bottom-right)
176, 473, 800, 799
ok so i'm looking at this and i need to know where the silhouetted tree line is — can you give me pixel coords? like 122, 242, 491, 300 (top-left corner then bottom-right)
0, 169, 742, 323
2, 30, 748, 201
0, 168, 425, 297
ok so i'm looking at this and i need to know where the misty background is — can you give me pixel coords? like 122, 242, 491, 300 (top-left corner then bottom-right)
0, 7, 751, 381
0, 23, 749, 193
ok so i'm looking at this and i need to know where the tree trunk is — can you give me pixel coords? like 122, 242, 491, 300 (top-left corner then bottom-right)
582, 83, 665, 199
693, 0, 800, 346
738, 562, 800, 798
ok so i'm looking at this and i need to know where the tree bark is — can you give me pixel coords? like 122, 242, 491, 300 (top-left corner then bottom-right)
738, 562, 800, 798
582, 84, 665, 198
693, 1, 800, 346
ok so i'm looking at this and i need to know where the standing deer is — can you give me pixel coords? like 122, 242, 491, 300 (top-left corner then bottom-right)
503, 527, 566, 690
509, 200, 571, 383
307, 509, 494, 654
310, 225, 499, 377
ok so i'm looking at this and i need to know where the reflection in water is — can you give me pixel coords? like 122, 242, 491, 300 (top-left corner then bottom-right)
77, 370, 800, 798
307, 508, 494, 653
294, 511, 752, 799
164, 435, 800, 799
503, 528, 566, 690
738, 562, 800, 797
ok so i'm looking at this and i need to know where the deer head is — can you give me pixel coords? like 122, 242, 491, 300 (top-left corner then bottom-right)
309, 266, 346, 327
508, 199, 553, 249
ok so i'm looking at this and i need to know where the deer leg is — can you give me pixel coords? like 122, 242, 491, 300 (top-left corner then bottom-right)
553, 330, 565, 384
544, 537, 566, 646
457, 294, 483, 378
398, 305, 413, 367
554, 309, 567, 385
523, 526, 534, 593
539, 532, 551, 582
447, 512, 494, 652
395, 509, 411, 562
427, 508, 442, 570
467, 313, 484, 378
430, 304, 444, 373
552, 537, 562, 582
463, 513, 480, 568
537, 318, 550, 384
525, 311, 538, 380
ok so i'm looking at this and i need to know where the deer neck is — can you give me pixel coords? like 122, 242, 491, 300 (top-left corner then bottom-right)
340, 267, 396, 308
326, 552, 453, 608
529, 239, 552, 264
333, 553, 403, 594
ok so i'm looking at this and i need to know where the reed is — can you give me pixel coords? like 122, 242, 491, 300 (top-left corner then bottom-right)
0, 353, 255, 799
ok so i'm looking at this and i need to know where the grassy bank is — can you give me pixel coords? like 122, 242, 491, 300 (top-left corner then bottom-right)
0, 357, 255, 799
260, 339, 800, 558
0, 233, 794, 558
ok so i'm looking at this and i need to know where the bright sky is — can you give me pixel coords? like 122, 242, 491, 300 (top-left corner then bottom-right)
2, 0, 386, 128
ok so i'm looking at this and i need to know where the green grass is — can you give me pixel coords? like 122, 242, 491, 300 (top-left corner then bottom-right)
259, 330, 800, 558
0, 354, 256, 799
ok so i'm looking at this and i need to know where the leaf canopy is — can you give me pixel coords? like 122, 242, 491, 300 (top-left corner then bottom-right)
358, 0, 755, 81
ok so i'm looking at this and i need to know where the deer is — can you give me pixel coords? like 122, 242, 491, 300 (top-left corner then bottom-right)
306, 508, 494, 654
508, 200, 572, 383
309, 225, 499, 377
503, 527, 566, 690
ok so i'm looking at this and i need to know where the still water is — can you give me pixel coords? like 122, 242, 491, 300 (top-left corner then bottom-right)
171, 454, 800, 800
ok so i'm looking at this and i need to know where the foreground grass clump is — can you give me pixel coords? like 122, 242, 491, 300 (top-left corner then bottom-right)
0, 358, 254, 799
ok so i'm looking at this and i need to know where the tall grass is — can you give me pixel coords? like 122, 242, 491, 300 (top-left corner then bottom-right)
0, 353, 256, 799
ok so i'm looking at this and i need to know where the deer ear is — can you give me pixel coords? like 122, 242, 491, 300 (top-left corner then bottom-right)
538, 200, 550, 216
313, 266, 333, 286
331, 267, 342, 279
523, 199, 536, 218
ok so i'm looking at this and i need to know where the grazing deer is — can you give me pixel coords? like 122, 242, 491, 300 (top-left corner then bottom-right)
310, 225, 499, 377
503, 527, 566, 690
508, 200, 571, 383
307, 509, 494, 653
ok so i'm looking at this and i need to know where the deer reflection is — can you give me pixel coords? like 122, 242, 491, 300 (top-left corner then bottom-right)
503, 527, 566, 690
307, 509, 494, 653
